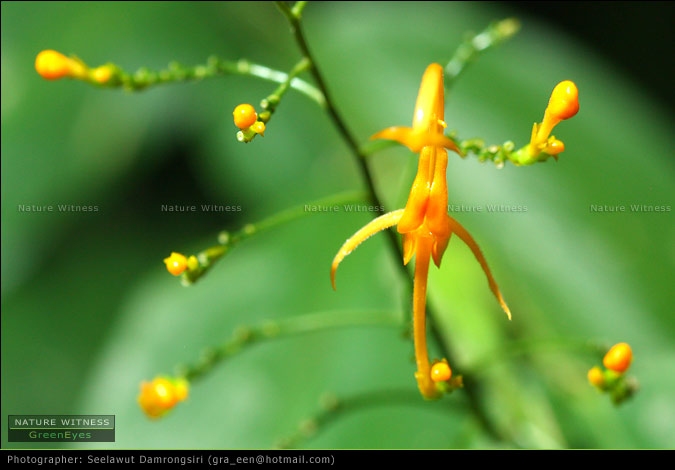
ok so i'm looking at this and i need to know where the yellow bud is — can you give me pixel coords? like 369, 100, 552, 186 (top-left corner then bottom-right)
543, 138, 565, 155
233, 104, 257, 130
35, 50, 74, 80
138, 377, 189, 419
91, 65, 113, 84
529, 80, 580, 158
547, 80, 579, 121
587, 366, 605, 387
251, 121, 266, 136
186, 255, 199, 271
35, 49, 90, 81
603, 342, 633, 374
163, 252, 188, 276
430, 360, 452, 383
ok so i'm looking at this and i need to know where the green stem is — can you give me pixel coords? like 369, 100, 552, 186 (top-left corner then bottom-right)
276, 388, 461, 449
239, 57, 316, 143
222, 189, 367, 244
236, 58, 324, 108
444, 18, 521, 88
95, 56, 324, 106
260, 57, 316, 117
176, 310, 402, 382
362, 135, 536, 167
274, 2, 390, 221
181, 190, 367, 285
468, 338, 607, 376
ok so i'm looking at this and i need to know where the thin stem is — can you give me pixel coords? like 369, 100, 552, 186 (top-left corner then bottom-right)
274, 2, 393, 240
237, 58, 324, 108
276, 388, 461, 449
239, 57, 317, 143
260, 57, 316, 115
468, 338, 607, 376
362, 134, 555, 168
181, 190, 367, 285
444, 18, 521, 87
176, 310, 402, 382
91, 56, 324, 106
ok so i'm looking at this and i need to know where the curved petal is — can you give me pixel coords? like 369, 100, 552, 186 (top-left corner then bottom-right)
370, 126, 416, 147
330, 209, 405, 290
448, 216, 512, 320
371, 127, 460, 155
401, 232, 416, 266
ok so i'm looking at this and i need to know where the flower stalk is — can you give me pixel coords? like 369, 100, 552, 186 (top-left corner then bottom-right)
35, 50, 324, 106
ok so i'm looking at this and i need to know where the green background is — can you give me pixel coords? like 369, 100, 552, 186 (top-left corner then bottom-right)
2, 2, 674, 449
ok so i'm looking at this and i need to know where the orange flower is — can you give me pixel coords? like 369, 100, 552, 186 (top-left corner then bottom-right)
331, 63, 510, 399
138, 376, 189, 419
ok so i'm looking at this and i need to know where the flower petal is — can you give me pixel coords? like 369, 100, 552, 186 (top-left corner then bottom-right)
412, 63, 446, 134
447, 216, 512, 320
330, 209, 404, 290
397, 146, 433, 234
371, 126, 460, 154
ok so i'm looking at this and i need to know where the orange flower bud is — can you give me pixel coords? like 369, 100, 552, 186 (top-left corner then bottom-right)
35, 50, 73, 80
587, 366, 605, 387
251, 121, 266, 136
138, 377, 189, 419
233, 104, 257, 130
91, 65, 113, 84
525, 80, 580, 160
35, 49, 87, 80
430, 360, 452, 383
163, 252, 188, 276
186, 255, 199, 271
546, 80, 579, 121
603, 342, 633, 373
